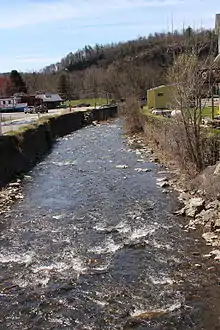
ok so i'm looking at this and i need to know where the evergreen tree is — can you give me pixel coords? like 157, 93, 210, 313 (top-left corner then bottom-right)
10, 70, 27, 94
58, 74, 69, 100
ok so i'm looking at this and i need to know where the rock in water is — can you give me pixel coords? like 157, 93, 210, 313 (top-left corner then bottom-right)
134, 168, 151, 173
116, 165, 128, 169
157, 181, 170, 188
124, 241, 147, 249
157, 177, 168, 182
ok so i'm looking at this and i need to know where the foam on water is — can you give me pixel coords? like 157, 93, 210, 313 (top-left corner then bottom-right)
49, 316, 71, 326
93, 260, 111, 271
149, 275, 174, 285
151, 239, 172, 251
52, 160, 76, 166
130, 302, 182, 318
0, 252, 34, 266
32, 262, 69, 274
129, 225, 156, 240
89, 238, 122, 255
94, 221, 130, 234
86, 296, 108, 307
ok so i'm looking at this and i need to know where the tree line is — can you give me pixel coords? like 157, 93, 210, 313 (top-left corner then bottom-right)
2, 27, 218, 101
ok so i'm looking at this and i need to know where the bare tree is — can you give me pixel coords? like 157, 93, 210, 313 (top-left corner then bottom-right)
167, 51, 216, 170
83, 67, 101, 107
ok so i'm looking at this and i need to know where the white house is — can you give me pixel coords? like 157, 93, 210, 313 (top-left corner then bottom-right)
0, 96, 27, 112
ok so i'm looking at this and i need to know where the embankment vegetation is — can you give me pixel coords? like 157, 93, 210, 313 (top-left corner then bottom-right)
122, 48, 220, 194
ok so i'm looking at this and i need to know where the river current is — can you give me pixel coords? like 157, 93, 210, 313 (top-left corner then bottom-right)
0, 120, 220, 329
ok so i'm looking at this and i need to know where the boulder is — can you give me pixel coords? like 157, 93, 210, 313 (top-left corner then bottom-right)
196, 208, 216, 227
157, 177, 168, 182
214, 218, 220, 230
210, 250, 220, 260
157, 181, 170, 188
174, 207, 186, 216
202, 232, 219, 244
184, 198, 205, 218
206, 200, 220, 210
214, 162, 220, 175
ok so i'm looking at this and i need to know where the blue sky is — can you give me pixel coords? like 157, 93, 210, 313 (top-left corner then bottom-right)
0, 0, 219, 72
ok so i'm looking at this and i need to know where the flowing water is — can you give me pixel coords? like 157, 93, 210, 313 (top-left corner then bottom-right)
0, 120, 220, 330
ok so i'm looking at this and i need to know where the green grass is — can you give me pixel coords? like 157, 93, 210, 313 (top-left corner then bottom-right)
202, 106, 219, 118
5, 114, 59, 136
63, 98, 107, 107
143, 105, 220, 119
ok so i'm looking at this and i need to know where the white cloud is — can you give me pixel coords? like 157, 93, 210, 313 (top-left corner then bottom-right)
0, 0, 184, 29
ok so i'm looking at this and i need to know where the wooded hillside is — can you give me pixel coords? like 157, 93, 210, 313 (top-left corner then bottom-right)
23, 27, 218, 100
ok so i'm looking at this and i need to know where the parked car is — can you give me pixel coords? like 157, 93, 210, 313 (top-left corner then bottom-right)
24, 106, 35, 114
24, 105, 48, 114
152, 109, 163, 116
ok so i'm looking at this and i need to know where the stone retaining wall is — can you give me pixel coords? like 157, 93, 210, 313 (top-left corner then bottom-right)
0, 106, 117, 187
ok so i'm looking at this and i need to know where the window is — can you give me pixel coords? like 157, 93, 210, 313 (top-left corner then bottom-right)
2, 100, 6, 105
158, 93, 163, 97
8, 100, 11, 104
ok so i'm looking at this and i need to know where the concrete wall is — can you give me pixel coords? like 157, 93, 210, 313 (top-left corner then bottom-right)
0, 106, 117, 187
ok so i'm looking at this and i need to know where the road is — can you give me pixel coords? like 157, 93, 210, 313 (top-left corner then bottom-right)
0, 107, 94, 134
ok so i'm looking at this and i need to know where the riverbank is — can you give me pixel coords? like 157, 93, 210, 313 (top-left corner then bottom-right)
127, 126, 220, 250
1, 119, 220, 329
0, 106, 117, 188
0, 106, 117, 214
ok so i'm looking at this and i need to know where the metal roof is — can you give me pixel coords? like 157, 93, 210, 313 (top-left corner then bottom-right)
36, 93, 62, 102
147, 84, 173, 91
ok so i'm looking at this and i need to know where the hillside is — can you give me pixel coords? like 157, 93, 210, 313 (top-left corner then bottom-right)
23, 27, 218, 100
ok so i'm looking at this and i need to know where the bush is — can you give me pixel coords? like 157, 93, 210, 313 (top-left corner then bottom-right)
120, 97, 144, 134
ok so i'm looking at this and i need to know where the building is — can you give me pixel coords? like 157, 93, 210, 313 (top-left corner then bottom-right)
147, 85, 173, 109
0, 96, 28, 112
35, 93, 62, 109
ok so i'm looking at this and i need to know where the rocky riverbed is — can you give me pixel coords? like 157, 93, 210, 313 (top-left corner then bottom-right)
128, 133, 220, 251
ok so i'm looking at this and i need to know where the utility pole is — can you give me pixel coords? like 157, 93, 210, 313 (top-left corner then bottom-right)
214, 14, 220, 113
211, 86, 215, 120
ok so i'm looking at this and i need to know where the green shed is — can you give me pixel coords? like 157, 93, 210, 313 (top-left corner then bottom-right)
147, 85, 173, 109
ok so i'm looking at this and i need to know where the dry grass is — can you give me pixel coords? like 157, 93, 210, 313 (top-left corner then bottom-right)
120, 97, 144, 134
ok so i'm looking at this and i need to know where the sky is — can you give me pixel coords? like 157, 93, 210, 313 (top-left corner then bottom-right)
0, 0, 219, 72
